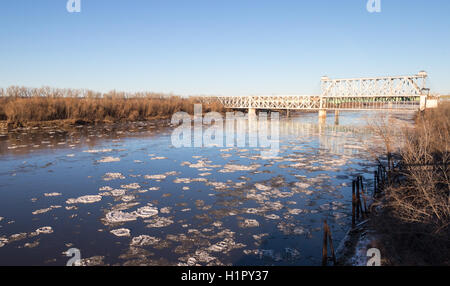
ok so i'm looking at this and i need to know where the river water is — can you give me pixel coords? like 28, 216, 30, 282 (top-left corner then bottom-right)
0, 112, 412, 266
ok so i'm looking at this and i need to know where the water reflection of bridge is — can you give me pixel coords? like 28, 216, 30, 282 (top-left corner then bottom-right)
278, 120, 372, 156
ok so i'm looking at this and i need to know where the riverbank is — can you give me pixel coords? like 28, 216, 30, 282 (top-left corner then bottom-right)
336, 102, 450, 266
0, 86, 225, 127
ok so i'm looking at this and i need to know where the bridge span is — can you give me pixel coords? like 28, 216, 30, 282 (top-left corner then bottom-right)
217, 71, 439, 120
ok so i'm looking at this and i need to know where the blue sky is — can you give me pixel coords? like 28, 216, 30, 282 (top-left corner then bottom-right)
0, 0, 449, 96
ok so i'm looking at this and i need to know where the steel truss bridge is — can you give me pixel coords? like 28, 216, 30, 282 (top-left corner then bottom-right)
218, 72, 436, 112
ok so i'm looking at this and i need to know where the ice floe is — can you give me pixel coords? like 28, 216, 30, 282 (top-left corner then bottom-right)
66, 195, 102, 204
103, 173, 125, 181
130, 235, 160, 246
145, 216, 174, 228
110, 228, 131, 237
32, 205, 61, 215
135, 206, 158, 218
35, 226, 54, 234
44, 192, 62, 197
239, 219, 260, 228
104, 210, 137, 224
97, 156, 120, 163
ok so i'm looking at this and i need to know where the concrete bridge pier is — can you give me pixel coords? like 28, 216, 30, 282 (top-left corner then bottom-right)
334, 110, 340, 125
248, 108, 257, 116
420, 95, 427, 111
318, 109, 327, 124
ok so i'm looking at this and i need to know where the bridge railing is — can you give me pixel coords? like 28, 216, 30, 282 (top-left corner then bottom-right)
218, 95, 420, 110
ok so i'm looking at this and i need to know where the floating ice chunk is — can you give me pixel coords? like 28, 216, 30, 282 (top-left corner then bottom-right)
264, 214, 280, 220
9, 233, 27, 243
319, 204, 331, 211
277, 222, 307, 235
148, 187, 160, 191
97, 156, 120, 163
145, 217, 174, 228
103, 173, 125, 181
0, 237, 8, 248
294, 182, 311, 189
104, 210, 137, 224
332, 212, 347, 220
35, 226, 53, 234
110, 189, 126, 197
110, 228, 131, 237
135, 206, 158, 218
287, 209, 304, 215
130, 235, 160, 246
245, 208, 260, 214
208, 238, 246, 253
150, 156, 168, 160
219, 164, 261, 173
32, 205, 61, 215
121, 195, 135, 202
144, 174, 167, 180
255, 183, 271, 191
284, 248, 301, 260
160, 207, 171, 214
111, 202, 140, 211
84, 149, 113, 153
44, 192, 62, 197
66, 195, 102, 204
253, 233, 269, 241
78, 256, 105, 266
24, 241, 40, 248
182, 186, 190, 191
99, 186, 113, 191
239, 219, 260, 228
187, 257, 197, 266
164, 171, 179, 176
173, 178, 192, 184
121, 183, 141, 189
207, 181, 229, 190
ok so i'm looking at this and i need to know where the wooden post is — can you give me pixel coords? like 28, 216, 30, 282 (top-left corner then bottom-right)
359, 176, 368, 215
356, 179, 361, 219
322, 220, 328, 266
374, 170, 378, 197
327, 223, 336, 265
352, 180, 356, 228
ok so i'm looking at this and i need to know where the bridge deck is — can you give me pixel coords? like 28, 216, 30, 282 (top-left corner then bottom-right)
218, 95, 420, 111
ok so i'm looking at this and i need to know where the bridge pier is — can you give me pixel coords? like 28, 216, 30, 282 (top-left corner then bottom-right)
420, 95, 427, 111
334, 110, 340, 125
318, 109, 327, 124
248, 108, 256, 116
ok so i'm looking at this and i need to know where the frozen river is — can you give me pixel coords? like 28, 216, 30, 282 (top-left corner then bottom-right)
0, 112, 411, 266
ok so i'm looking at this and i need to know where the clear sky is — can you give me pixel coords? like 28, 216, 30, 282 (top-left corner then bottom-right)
0, 0, 449, 96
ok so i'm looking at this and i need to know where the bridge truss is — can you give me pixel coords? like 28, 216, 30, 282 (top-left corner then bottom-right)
218, 72, 431, 111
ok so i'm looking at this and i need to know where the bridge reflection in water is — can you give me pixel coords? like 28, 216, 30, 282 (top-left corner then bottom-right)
243, 112, 408, 157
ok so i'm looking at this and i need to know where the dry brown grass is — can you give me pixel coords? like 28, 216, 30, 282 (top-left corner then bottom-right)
388, 103, 450, 233
371, 102, 450, 265
0, 86, 225, 125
